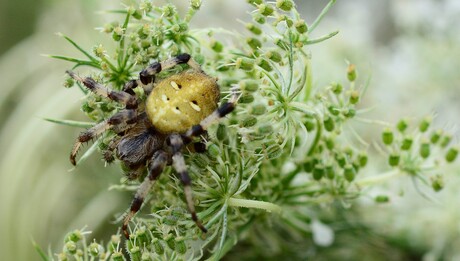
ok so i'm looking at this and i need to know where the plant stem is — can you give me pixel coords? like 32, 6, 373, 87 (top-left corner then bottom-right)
227, 197, 282, 214
355, 169, 403, 187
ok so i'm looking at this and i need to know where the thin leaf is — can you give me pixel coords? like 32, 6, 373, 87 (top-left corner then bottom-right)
43, 118, 95, 128
76, 136, 102, 166
56, 33, 99, 63
32, 240, 52, 261
46, 55, 100, 69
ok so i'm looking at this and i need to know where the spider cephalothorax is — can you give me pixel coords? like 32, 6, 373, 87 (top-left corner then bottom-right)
67, 53, 238, 238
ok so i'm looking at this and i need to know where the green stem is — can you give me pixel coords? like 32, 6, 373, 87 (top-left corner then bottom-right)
227, 197, 282, 214
308, 0, 336, 33
355, 169, 403, 187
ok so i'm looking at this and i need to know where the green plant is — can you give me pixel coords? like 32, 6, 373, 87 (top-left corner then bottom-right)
40, 0, 458, 260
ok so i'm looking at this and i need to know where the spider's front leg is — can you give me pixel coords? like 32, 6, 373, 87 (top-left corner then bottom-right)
168, 134, 208, 233
139, 53, 202, 85
66, 70, 138, 109
122, 150, 168, 239
70, 109, 137, 165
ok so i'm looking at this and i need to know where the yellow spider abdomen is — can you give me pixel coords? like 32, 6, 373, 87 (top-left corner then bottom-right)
146, 71, 220, 134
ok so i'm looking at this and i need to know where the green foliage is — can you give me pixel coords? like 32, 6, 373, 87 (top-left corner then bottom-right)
41, 0, 457, 260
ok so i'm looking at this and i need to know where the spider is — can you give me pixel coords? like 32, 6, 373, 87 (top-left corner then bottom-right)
66, 53, 238, 239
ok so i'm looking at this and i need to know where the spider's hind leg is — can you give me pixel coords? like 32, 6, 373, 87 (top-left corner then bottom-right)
122, 150, 168, 239
169, 134, 208, 234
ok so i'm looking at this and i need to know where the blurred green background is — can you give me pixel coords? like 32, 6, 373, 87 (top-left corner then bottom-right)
0, 0, 459, 260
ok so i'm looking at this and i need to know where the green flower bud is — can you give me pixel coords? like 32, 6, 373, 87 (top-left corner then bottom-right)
152, 238, 164, 255
446, 146, 459, 162
216, 124, 227, 141
397, 119, 409, 132
325, 164, 335, 179
256, 57, 273, 71
210, 40, 224, 53
258, 124, 273, 134
419, 116, 431, 132
430, 129, 443, 144
236, 57, 255, 71
103, 23, 114, 33
65, 230, 83, 243
272, 39, 287, 51
252, 13, 266, 24
431, 174, 444, 192
294, 19, 308, 33
265, 50, 282, 63
304, 118, 315, 131
64, 241, 77, 255
140, 1, 153, 13
190, 0, 202, 10
247, 0, 263, 5
111, 251, 125, 261
440, 134, 452, 148
250, 104, 266, 115
141, 252, 152, 261
246, 38, 262, 50
267, 143, 282, 159
331, 82, 343, 94
323, 115, 335, 132
246, 23, 262, 35
239, 94, 255, 104
258, 4, 275, 16
347, 64, 357, 82
112, 26, 123, 41
328, 105, 340, 116
208, 143, 221, 158
240, 80, 259, 92
325, 136, 335, 150
276, 0, 294, 11
344, 164, 356, 181
401, 136, 413, 150
165, 234, 175, 250
57, 252, 68, 261
388, 152, 400, 167
375, 195, 389, 203
335, 153, 347, 168
64, 77, 75, 88
420, 140, 430, 158
132, 9, 143, 20
313, 164, 324, 180
163, 215, 178, 226
343, 107, 356, 118
358, 152, 368, 167
89, 242, 103, 257
349, 90, 360, 104
129, 246, 141, 261
303, 159, 314, 173
382, 128, 394, 145
161, 4, 176, 17
242, 116, 258, 127
175, 237, 187, 254
92, 44, 106, 58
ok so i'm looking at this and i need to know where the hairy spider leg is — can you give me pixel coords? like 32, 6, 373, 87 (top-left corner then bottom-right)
183, 88, 239, 141
70, 109, 137, 165
103, 135, 123, 163
66, 70, 138, 109
139, 53, 203, 85
122, 150, 168, 239
169, 134, 208, 234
